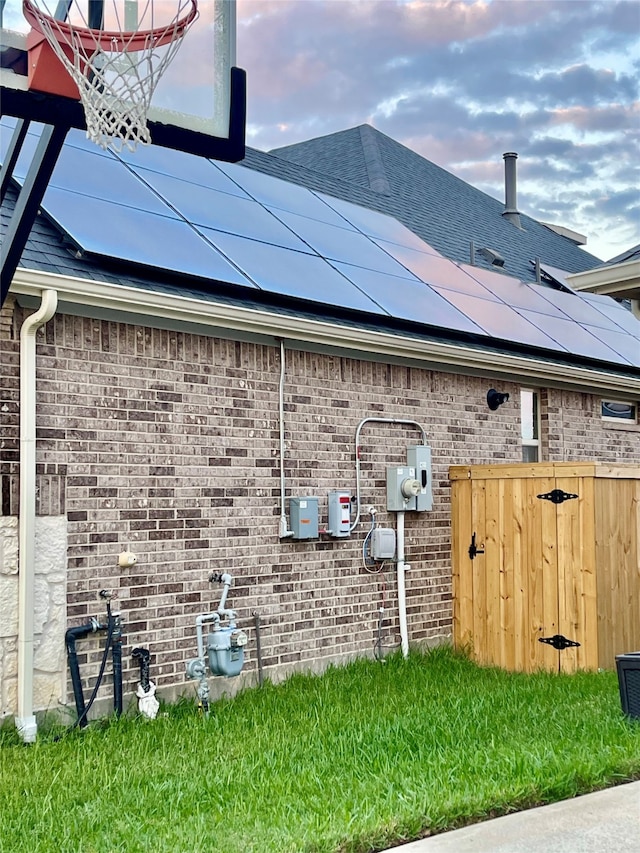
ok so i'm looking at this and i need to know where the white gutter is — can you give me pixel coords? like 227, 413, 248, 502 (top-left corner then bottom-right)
10, 270, 640, 397
16, 289, 58, 744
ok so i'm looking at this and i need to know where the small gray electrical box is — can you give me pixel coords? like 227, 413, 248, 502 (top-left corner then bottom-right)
407, 444, 433, 512
328, 490, 351, 537
371, 528, 396, 560
289, 497, 319, 539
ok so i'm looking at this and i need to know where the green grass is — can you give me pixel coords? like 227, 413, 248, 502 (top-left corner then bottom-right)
1, 646, 638, 853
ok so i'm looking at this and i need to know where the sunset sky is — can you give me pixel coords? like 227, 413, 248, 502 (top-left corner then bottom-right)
237, 0, 639, 263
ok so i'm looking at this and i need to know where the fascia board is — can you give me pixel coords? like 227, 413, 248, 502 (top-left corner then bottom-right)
567, 259, 640, 294
11, 269, 640, 397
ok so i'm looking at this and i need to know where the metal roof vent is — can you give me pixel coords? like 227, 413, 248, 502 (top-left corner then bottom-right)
477, 246, 505, 267
502, 152, 522, 229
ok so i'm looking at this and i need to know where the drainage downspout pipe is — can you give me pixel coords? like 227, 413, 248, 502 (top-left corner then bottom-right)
16, 289, 58, 744
396, 510, 410, 658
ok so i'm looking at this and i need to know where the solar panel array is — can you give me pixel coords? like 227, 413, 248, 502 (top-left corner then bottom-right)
2, 121, 638, 368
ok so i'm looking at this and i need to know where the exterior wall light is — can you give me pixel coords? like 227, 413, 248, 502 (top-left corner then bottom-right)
487, 389, 510, 410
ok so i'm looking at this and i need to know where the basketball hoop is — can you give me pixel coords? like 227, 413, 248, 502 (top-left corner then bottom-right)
22, 0, 199, 152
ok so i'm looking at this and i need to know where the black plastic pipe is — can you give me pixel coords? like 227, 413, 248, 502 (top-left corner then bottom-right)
65, 621, 103, 726
253, 612, 264, 688
112, 639, 123, 717
132, 647, 151, 692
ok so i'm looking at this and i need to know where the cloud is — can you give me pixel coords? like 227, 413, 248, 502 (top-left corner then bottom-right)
236, 0, 640, 260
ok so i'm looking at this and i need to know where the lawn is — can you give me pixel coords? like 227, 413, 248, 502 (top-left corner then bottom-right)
1, 646, 638, 853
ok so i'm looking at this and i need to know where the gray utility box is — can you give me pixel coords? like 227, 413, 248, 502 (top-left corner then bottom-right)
290, 496, 319, 539
386, 466, 419, 511
407, 445, 433, 511
328, 490, 351, 537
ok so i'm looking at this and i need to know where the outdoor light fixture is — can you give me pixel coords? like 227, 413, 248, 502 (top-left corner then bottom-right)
487, 389, 510, 410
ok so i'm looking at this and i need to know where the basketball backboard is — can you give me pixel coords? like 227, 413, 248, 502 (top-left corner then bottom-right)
0, 0, 245, 160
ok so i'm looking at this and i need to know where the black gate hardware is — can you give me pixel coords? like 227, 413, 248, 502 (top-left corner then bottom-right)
468, 532, 485, 560
539, 634, 580, 651
537, 489, 578, 504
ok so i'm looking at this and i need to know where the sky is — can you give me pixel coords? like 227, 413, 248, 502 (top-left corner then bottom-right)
236, 0, 640, 263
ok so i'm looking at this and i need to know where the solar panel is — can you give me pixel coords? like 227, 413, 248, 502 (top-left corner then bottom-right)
40, 187, 256, 285
198, 229, 386, 313
216, 162, 350, 227
517, 310, 629, 364
431, 288, 568, 351
580, 293, 640, 338
585, 326, 640, 366
319, 194, 443, 253
531, 284, 631, 331
269, 209, 421, 276
115, 143, 251, 199
462, 265, 570, 316
128, 169, 311, 252
377, 244, 488, 294
331, 262, 486, 334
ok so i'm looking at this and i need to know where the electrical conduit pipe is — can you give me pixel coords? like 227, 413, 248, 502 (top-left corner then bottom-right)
396, 510, 410, 658
278, 339, 294, 538
350, 417, 427, 532
16, 289, 58, 744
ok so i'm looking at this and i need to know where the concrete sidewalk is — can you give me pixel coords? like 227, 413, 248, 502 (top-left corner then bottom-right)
383, 781, 640, 853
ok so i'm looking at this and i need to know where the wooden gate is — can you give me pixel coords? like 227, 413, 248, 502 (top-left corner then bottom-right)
450, 463, 640, 673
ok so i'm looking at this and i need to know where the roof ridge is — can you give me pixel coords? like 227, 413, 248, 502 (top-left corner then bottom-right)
358, 125, 391, 194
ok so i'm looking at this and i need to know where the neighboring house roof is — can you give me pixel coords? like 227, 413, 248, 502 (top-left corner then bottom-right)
271, 124, 603, 284
567, 244, 640, 306
2, 122, 639, 397
606, 245, 640, 266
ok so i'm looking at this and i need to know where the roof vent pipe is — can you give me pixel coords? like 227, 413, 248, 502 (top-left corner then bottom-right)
502, 152, 522, 229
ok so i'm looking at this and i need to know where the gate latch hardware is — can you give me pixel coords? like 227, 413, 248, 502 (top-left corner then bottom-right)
537, 489, 578, 504
468, 532, 485, 560
539, 634, 580, 651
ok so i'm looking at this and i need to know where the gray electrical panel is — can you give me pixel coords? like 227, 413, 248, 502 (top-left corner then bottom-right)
289, 497, 319, 539
407, 445, 433, 511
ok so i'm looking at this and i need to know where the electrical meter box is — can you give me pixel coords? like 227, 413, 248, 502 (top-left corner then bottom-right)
289, 497, 319, 539
371, 527, 396, 560
407, 445, 433, 511
328, 490, 351, 537
386, 466, 419, 511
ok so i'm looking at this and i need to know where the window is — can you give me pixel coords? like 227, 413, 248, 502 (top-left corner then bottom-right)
601, 401, 638, 423
521, 389, 540, 462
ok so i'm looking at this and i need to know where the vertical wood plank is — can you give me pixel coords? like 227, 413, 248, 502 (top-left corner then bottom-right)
539, 477, 561, 672
485, 477, 502, 667
596, 478, 640, 667
471, 479, 487, 665
501, 478, 517, 671
451, 476, 474, 650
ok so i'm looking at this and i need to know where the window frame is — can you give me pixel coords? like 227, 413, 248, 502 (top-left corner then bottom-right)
601, 400, 638, 424
520, 388, 541, 462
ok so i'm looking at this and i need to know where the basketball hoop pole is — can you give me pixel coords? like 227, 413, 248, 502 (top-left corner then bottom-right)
0, 122, 70, 306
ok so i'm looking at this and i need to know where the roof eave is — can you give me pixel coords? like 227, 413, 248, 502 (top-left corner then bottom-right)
11, 269, 640, 397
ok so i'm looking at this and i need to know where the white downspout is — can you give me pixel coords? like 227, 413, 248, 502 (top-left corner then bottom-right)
16, 289, 58, 743
396, 510, 410, 658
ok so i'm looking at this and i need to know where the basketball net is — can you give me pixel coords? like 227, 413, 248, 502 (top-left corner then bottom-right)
23, 0, 199, 152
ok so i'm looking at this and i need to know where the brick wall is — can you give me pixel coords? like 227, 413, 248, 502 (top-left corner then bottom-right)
2, 303, 639, 710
